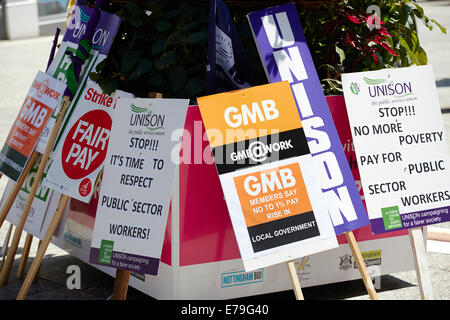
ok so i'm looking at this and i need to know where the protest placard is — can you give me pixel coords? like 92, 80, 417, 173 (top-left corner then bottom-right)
198, 81, 338, 272
37, 4, 121, 154
89, 97, 189, 274
46, 4, 120, 83
0, 71, 66, 181
247, 3, 369, 235
43, 80, 133, 203
342, 65, 450, 234
0, 155, 55, 237
247, 5, 379, 298
327, 95, 409, 243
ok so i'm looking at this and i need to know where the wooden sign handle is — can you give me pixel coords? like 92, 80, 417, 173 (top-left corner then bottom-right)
16, 233, 33, 279
148, 92, 163, 98
0, 96, 70, 288
409, 227, 434, 300
16, 194, 70, 300
0, 224, 13, 273
34, 240, 43, 282
345, 231, 379, 300
286, 261, 304, 300
112, 269, 131, 300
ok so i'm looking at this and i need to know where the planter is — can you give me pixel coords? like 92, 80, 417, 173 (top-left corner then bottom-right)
51, 101, 414, 299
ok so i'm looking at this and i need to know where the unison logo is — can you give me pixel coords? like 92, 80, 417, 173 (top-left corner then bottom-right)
350, 82, 360, 95
364, 76, 414, 98
130, 104, 165, 131
66, 5, 111, 50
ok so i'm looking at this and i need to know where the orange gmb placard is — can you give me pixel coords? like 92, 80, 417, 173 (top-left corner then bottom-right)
197, 81, 302, 148
233, 162, 313, 228
6, 96, 53, 157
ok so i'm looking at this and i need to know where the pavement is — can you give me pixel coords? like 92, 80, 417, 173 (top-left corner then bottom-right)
0, 0, 449, 301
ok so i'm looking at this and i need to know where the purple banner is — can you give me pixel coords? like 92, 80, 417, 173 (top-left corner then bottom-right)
370, 206, 450, 234
248, 4, 369, 235
90, 247, 160, 275
206, 0, 254, 94
64, 5, 121, 55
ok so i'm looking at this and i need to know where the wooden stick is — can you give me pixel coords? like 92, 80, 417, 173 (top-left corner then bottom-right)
34, 240, 43, 282
16, 233, 33, 279
112, 269, 131, 300
0, 151, 39, 230
0, 96, 70, 288
427, 227, 450, 242
409, 227, 434, 300
148, 92, 163, 98
286, 261, 304, 300
0, 224, 13, 273
345, 231, 379, 300
17, 194, 70, 300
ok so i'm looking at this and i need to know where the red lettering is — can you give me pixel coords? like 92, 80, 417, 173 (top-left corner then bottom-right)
85, 87, 94, 101
84, 88, 115, 108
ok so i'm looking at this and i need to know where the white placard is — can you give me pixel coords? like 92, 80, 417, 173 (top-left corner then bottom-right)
342, 65, 450, 234
89, 97, 189, 274
43, 78, 133, 203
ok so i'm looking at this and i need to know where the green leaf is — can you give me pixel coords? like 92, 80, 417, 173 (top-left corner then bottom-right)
126, 2, 141, 17
152, 39, 166, 56
179, 21, 198, 33
88, 71, 100, 82
185, 78, 204, 96
121, 51, 140, 73
155, 20, 172, 32
183, 31, 207, 44
129, 59, 153, 80
155, 51, 177, 70
95, 58, 107, 72
430, 19, 447, 34
99, 78, 118, 96
149, 74, 163, 87
406, 1, 424, 16
335, 44, 345, 65
169, 65, 186, 91
165, 9, 182, 19
416, 47, 428, 65
398, 38, 418, 65
130, 19, 143, 28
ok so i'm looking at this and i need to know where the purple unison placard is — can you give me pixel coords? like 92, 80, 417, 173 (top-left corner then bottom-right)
248, 3, 369, 235
64, 5, 121, 55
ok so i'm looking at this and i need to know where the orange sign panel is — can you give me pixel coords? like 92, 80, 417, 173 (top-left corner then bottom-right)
234, 162, 312, 227
198, 81, 302, 148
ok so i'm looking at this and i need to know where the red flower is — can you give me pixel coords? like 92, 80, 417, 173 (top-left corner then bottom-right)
345, 31, 362, 51
372, 53, 379, 64
346, 13, 365, 24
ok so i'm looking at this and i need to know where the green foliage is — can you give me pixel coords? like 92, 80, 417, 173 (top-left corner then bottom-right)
90, 0, 445, 98
91, 1, 209, 99
299, 0, 446, 95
